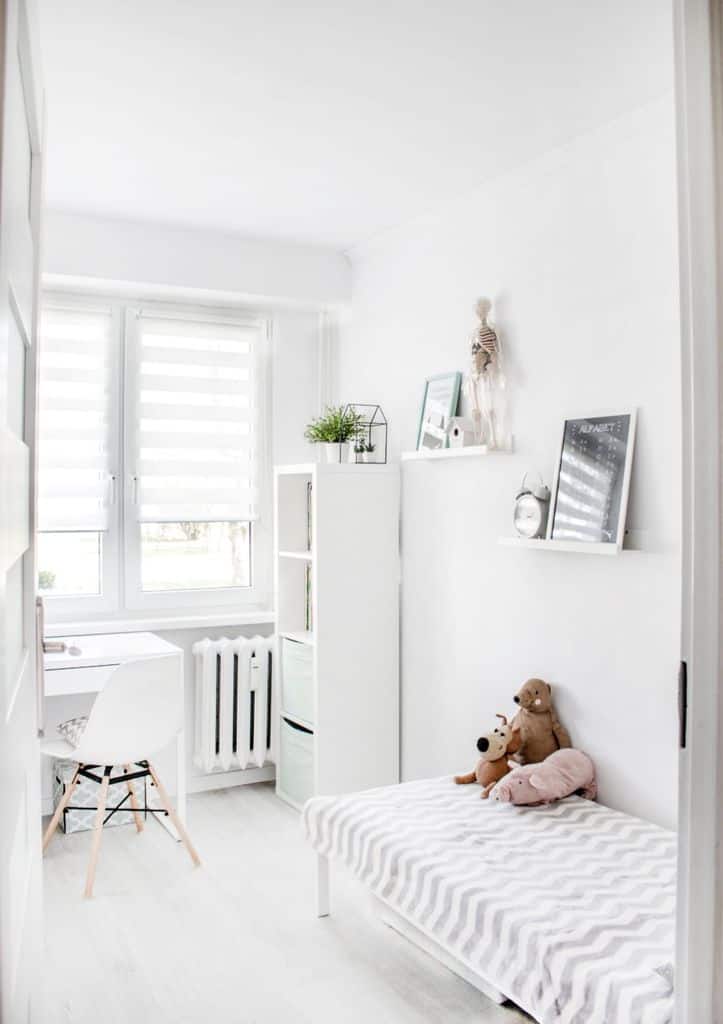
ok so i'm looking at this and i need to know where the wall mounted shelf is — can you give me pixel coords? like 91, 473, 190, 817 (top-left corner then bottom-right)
498, 537, 621, 555
401, 445, 512, 462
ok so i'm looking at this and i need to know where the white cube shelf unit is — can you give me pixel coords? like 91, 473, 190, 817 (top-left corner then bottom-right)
274, 462, 400, 810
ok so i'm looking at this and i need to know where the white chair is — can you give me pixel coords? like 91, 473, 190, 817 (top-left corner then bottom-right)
41, 654, 200, 897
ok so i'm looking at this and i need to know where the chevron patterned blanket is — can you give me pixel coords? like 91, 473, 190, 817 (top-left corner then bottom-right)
303, 777, 675, 1024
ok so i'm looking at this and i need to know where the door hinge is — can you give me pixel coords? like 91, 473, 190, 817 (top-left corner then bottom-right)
678, 660, 688, 749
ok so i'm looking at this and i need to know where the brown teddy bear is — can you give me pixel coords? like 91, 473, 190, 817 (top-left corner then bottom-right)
455, 714, 521, 798
510, 678, 571, 764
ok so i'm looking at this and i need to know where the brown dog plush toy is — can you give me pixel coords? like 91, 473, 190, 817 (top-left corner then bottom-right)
455, 714, 521, 798
510, 678, 571, 764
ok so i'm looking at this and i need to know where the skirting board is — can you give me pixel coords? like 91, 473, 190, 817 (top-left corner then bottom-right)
188, 764, 275, 795
375, 899, 506, 1007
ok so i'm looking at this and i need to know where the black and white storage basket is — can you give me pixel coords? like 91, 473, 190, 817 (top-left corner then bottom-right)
53, 761, 148, 834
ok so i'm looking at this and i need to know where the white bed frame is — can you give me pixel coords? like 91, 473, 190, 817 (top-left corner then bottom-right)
315, 852, 509, 1008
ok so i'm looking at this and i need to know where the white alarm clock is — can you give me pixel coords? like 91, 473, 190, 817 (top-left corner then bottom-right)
513, 472, 551, 539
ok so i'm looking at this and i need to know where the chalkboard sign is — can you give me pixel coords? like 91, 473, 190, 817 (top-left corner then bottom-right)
549, 412, 636, 549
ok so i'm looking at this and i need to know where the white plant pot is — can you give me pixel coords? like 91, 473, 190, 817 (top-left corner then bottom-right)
322, 442, 349, 463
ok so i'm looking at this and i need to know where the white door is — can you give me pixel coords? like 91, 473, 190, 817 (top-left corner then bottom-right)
673, 0, 722, 1021
0, 0, 44, 1021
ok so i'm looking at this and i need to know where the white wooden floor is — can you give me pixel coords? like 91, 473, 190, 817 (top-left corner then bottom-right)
42, 782, 529, 1024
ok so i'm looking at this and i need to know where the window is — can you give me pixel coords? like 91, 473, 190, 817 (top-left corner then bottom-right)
37, 296, 270, 622
36, 303, 117, 610
37, 532, 102, 596
124, 309, 264, 609
139, 522, 251, 592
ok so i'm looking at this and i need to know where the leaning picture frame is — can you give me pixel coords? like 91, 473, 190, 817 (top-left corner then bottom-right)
547, 410, 637, 551
416, 372, 462, 451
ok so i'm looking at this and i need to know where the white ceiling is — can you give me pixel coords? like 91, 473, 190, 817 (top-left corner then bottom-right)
38, 0, 673, 251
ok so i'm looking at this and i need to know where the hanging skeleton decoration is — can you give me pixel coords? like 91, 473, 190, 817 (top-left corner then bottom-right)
465, 297, 508, 449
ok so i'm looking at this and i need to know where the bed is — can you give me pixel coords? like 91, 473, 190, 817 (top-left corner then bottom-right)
303, 776, 676, 1024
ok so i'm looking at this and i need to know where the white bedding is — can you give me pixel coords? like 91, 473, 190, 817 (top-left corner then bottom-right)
303, 777, 675, 1024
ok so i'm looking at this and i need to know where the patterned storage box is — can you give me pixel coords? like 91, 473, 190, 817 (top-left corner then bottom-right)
53, 761, 147, 834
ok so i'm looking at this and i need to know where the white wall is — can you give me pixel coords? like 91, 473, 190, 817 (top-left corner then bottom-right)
339, 98, 681, 828
44, 210, 351, 308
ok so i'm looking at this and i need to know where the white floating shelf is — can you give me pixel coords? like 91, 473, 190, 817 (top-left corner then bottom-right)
401, 445, 513, 462
498, 537, 621, 555
279, 630, 315, 646
278, 550, 313, 561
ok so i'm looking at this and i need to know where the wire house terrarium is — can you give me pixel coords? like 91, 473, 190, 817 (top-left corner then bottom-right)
343, 404, 388, 464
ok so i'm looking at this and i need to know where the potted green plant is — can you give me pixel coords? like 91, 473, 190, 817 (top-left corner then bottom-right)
305, 406, 363, 463
355, 441, 376, 464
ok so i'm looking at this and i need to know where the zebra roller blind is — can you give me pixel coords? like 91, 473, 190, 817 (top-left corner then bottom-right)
129, 312, 260, 524
37, 305, 114, 532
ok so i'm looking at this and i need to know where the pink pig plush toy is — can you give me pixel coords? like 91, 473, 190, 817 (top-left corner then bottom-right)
491, 748, 596, 805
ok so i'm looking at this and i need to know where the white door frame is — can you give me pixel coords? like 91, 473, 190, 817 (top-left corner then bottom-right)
0, 0, 45, 1020
673, 0, 722, 1020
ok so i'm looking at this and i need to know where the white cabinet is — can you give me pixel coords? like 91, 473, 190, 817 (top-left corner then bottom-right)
274, 463, 400, 810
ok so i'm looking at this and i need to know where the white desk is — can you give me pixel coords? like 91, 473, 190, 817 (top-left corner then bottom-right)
43, 632, 186, 828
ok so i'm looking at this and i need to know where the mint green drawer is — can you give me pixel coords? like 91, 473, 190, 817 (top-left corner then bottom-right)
279, 717, 314, 807
281, 639, 314, 726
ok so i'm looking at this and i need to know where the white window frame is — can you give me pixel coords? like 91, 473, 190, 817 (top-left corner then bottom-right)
37, 293, 122, 620
40, 291, 273, 624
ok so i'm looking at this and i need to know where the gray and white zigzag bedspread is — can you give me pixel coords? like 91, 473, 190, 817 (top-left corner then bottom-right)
302, 777, 675, 1024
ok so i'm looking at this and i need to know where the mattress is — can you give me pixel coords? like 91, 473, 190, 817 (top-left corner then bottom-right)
303, 777, 675, 1024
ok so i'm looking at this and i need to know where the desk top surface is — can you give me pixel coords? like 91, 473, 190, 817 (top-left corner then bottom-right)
44, 631, 182, 671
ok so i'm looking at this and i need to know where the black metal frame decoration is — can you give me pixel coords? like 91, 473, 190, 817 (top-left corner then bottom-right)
343, 403, 388, 464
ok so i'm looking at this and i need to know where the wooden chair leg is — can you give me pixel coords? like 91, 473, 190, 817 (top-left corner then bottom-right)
42, 765, 80, 853
84, 767, 111, 898
124, 764, 144, 833
147, 762, 201, 867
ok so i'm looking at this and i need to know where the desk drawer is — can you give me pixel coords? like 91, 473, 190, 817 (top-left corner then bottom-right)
45, 664, 117, 698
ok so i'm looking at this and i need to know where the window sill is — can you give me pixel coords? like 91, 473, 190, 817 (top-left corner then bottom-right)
44, 609, 276, 637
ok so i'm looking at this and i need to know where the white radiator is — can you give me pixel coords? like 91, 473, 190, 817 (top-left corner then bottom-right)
192, 635, 276, 774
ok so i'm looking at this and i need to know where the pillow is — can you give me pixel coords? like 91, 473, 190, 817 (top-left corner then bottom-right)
57, 716, 88, 748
